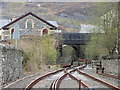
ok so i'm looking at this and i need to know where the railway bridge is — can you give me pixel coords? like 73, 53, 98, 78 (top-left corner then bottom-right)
57, 33, 91, 62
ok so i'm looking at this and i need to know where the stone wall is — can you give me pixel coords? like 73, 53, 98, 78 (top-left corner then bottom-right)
0, 44, 23, 85
102, 59, 120, 76
0, 50, 2, 89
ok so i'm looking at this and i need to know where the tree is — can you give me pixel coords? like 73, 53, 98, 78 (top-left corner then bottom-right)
39, 35, 57, 64
85, 3, 119, 60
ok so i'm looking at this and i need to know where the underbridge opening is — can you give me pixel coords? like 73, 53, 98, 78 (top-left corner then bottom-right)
57, 44, 86, 65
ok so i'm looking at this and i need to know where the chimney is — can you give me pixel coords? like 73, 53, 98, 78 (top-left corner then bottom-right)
11, 16, 16, 21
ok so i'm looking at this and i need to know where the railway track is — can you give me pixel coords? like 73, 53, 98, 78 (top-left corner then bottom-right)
97, 72, 120, 80
50, 72, 88, 89
3, 71, 48, 88
50, 66, 88, 89
3, 65, 119, 90
82, 67, 120, 88
76, 69, 120, 89
3, 65, 78, 89
25, 65, 84, 89
25, 65, 120, 90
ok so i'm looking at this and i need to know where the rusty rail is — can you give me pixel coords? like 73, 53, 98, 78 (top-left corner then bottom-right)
25, 65, 87, 90
69, 65, 86, 73
54, 73, 88, 89
77, 69, 120, 90
55, 73, 68, 89
81, 81, 88, 88
68, 73, 88, 88
4, 72, 47, 88
97, 73, 120, 80
50, 79, 59, 90
25, 68, 64, 90
51, 65, 88, 89
66, 65, 78, 70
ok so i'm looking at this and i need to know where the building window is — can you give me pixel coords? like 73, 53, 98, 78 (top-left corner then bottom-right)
42, 29, 48, 35
25, 19, 34, 29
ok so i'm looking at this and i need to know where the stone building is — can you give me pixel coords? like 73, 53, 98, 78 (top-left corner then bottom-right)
0, 12, 61, 40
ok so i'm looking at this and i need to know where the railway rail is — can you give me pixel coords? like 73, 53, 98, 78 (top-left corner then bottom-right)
3, 65, 119, 90
97, 72, 120, 80
25, 65, 84, 89
3, 71, 48, 88
3, 65, 78, 89
25, 65, 120, 90
50, 66, 88, 90
76, 69, 120, 89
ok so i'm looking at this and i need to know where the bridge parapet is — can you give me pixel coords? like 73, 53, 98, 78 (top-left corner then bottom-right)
60, 33, 91, 45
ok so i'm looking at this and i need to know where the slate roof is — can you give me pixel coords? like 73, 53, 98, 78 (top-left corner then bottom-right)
47, 21, 58, 27
0, 19, 11, 35
0, 19, 11, 29
1, 12, 57, 30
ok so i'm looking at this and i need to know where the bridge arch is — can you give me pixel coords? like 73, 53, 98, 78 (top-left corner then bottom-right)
56, 33, 91, 62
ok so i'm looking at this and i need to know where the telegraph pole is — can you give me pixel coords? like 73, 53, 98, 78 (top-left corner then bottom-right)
13, 24, 20, 48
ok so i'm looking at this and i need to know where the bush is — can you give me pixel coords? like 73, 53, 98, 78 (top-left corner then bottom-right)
9, 35, 57, 72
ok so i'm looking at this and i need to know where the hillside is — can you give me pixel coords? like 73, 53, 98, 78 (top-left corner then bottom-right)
0, 2, 117, 30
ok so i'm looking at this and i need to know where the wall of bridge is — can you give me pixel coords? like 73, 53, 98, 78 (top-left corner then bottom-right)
0, 44, 23, 85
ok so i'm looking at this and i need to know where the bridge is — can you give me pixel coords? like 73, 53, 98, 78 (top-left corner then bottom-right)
60, 33, 91, 45
56, 33, 92, 62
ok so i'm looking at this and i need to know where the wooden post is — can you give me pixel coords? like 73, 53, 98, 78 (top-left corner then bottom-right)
96, 67, 99, 73
79, 80, 81, 90
102, 67, 105, 73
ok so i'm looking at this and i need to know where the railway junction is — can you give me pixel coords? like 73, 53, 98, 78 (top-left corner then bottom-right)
3, 64, 120, 89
